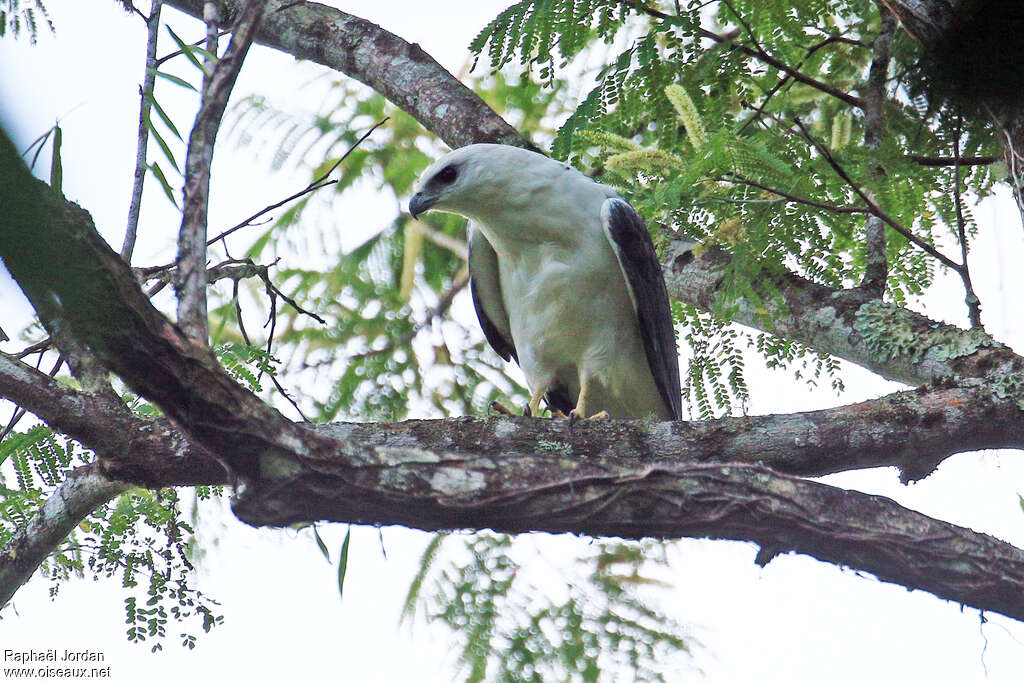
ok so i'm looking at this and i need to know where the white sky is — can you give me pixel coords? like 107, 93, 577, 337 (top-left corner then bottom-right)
2, 1, 1024, 681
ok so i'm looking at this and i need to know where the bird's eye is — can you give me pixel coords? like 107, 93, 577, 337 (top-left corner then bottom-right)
436, 165, 458, 184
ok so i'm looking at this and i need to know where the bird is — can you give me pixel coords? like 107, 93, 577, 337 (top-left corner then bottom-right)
409, 143, 681, 422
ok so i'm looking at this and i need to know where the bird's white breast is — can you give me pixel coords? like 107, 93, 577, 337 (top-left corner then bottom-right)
474, 170, 668, 418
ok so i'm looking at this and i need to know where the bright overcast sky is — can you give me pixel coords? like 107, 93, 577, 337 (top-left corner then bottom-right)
1, 2, 1024, 681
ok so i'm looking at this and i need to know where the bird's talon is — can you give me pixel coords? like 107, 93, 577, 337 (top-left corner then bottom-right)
589, 410, 610, 421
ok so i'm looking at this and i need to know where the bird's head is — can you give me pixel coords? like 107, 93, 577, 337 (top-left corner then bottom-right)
408, 144, 549, 221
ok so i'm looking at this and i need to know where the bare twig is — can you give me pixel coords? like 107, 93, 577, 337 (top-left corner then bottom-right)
121, 0, 163, 262
155, 28, 230, 66
176, 0, 265, 341
908, 155, 998, 167
205, 117, 389, 247
953, 117, 983, 327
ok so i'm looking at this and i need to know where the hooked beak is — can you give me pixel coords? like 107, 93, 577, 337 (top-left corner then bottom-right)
408, 192, 436, 220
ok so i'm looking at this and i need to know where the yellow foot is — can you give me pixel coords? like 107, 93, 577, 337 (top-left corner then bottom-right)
568, 409, 611, 431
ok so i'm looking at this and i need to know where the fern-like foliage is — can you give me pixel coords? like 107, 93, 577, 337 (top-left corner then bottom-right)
404, 533, 693, 682
0, 424, 224, 652
0, 0, 52, 43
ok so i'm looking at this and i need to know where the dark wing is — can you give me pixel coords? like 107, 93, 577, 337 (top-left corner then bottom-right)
600, 198, 682, 420
467, 224, 517, 363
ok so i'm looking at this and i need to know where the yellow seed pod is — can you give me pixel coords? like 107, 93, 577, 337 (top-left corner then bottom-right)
400, 222, 422, 302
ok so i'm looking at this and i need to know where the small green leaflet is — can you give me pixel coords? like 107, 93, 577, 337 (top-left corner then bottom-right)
312, 522, 331, 562
49, 123, 62, 196
337, 525, 352, 602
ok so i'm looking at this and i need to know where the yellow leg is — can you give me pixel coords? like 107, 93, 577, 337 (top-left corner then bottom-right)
528, 382, 551, 417
570, 376, 610, 424
571, 376, 590, 421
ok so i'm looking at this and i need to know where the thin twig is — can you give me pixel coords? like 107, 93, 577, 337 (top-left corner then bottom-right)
791, 117, 963, 273
14, 339, 52, 360
722, 174, 870, 214
205, 117, 389, 247
121, 0, 163, 262
619, 0, 864, 110
953, 117, 982, 327
907, 155, 998, 167
176, 0, 265, 341
155, 28, 229, 66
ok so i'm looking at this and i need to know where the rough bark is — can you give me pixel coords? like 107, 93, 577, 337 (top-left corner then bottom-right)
664, 244, 1021, 387
162, 0, 537, 153
4, 129, 1024, 618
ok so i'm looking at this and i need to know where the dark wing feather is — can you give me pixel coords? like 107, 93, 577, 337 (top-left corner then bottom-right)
601, 198, 682, 420
468, 226, 517, 363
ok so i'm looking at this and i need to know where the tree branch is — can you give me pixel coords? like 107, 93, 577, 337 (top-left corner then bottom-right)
662, 243, 1019, 386
860, 8, 897, 294
121, 0, 162, 262
176, 0, 264, 341
4, 345, 1024, 617
0, 463, 130, 608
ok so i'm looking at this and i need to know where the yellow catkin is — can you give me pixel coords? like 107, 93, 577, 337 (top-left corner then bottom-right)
399, 222, 422, 302
665, 84, 707, 149
576, 129, 641, 152
605, 148, 684, 173
713, 217, 745, 245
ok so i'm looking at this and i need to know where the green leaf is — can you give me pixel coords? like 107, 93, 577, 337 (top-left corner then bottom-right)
148, 162, 179, 208
49, 123, 62, 196
165, 25, 206, 72
144, 108, 180, 172
151, 69, 197, 92
312, 523, 331, 563
337, 526, 352, 602
146, 93, 184, 142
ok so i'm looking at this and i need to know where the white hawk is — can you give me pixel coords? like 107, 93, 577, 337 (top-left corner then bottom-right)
409, 143, 681, 422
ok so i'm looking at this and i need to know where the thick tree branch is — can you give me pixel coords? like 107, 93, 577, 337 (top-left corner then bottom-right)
176, 0, 264, 341
162, 0, 537, 152
4, 345, 1024, 616
0, 354, 226, 486
663, 244, 1020, 386
234, 442, 1024, 623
